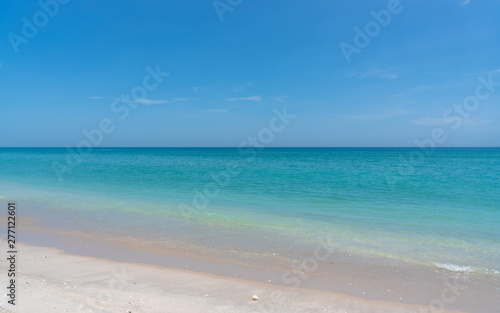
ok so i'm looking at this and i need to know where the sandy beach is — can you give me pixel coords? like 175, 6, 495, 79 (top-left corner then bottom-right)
1, 240, 471, 313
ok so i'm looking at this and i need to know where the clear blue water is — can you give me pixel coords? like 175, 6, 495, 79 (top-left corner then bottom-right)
1, 148, 499, 275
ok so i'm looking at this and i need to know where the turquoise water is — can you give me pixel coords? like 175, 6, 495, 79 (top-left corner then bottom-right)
0, 148, 499, 274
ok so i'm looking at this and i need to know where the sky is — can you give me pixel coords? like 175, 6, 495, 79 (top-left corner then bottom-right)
0, 0, 499, 147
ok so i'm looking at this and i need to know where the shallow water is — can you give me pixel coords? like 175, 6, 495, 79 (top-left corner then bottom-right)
1, 147, 499, 276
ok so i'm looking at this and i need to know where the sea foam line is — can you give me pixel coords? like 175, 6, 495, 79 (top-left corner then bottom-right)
434, 263, 474, 273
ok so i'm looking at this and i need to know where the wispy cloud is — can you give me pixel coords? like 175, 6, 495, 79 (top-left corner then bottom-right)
232, 83, 254, 93
411, 117, 492, 126
334, 114, 391, 121
392, 86, 436, 98
334, 108, 412, 121
91, 96, 183, 105
410, 117, 448, 126
133, 99, 175, 105
392, 83, 463, 98
463, 118, 493, 125
204, 109, 227, 113
271, 96, 287, 102
460, 0, 470, 6
348, 70, 398, 80
192, 86, 207, 92
226, 96, 262, 102
117, 56, 127, 64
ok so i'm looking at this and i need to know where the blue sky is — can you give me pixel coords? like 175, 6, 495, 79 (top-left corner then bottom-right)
1, 0, 499, 147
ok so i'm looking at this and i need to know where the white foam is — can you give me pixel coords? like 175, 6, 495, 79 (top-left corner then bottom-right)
435, 263, 474, 272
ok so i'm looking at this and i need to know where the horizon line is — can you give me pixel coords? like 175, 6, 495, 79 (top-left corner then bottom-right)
1, 146, 499, 149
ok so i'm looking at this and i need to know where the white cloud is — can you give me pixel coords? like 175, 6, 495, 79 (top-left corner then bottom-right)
460, 0, 470, 6
463, 118, 493, 125
204, 109, 227, 113
392, 86, 435, 98
335, 114, 390, 121
411, 117, 492, 126
226, 96, 262, 102
271, 96, 287, 102
410, 117, 448, 126
92, 97, 182, 105
334, 108, 411, 121
133, 99, 174, 105
392, 83, 463, 98
192, 86, 207, 92
232, 83, 254, 93
466, 118, 493, 125
348, 70, 398, 80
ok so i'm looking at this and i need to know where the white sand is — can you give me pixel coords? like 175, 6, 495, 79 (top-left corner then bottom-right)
0, 241, 466, 313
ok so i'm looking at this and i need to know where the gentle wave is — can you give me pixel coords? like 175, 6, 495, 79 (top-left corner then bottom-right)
434, 263, 474, 272
434, 263, 500, 275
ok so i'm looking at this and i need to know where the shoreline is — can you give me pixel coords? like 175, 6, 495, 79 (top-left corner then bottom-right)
2, 179, 498, 278
0, 174, 498, 313
0, 240, 469, 313
2, 222, 497, 313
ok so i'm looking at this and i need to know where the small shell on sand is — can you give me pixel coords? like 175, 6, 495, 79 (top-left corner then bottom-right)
252, 295, 259, 301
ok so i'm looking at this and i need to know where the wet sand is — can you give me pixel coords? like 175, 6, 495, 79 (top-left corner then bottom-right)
5, 221, 497, 313
0, 240, 470, 313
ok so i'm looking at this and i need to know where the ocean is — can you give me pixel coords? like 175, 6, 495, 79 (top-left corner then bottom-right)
1, 147, 499, 280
